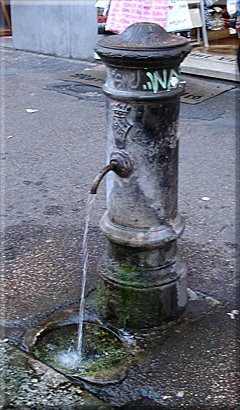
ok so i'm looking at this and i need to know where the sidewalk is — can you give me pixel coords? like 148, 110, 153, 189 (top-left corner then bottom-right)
1, 36, 239, 82
181, 48, 239, 82
1, 44, 238, 409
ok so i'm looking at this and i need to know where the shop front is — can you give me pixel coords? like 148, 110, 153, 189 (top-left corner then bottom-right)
96, 0, 238, 55
95, 0, 238, 81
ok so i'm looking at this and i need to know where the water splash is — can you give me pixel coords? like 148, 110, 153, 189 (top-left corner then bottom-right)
55, 349, 81, 370
77, 194, 96, 360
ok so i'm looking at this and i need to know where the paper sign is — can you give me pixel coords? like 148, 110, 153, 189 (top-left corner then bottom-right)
95, 0, 111, 8
105, 0, 168, 33
166, 0, 193, 32
227, 0, 238, 15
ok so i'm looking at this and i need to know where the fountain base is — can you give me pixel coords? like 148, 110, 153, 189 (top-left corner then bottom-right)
97, 257, 188, 329
25, 321, 130, 385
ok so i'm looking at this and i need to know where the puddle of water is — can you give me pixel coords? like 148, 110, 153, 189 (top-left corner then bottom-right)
31, 323, 126, 377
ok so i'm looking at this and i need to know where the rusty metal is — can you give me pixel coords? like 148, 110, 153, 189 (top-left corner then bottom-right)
90, 163, 116, 195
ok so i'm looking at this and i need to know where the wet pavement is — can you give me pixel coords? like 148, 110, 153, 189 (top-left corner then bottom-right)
1, 46, 239, 408
1, 341, 112, 409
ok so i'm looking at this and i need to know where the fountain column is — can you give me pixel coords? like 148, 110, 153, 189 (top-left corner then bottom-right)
95, 23, 191, 329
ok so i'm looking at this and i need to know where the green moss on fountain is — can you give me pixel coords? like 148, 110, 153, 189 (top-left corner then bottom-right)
30, 323, 126, 382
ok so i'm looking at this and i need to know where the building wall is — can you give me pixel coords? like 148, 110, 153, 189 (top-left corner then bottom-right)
10, 0, 98, 61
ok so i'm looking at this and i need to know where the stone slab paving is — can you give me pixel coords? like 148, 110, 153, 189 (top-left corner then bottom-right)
0, 341, 112, 409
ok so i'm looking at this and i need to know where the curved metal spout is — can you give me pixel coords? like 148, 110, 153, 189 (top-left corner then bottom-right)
90, 162, 117, 195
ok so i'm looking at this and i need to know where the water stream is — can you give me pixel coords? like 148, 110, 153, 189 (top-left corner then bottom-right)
77, 193, 95, 360
53, 194, 96, 370
30, 193, 127, 378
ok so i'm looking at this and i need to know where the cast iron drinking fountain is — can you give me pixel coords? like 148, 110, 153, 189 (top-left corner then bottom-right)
25, 23, 191, 385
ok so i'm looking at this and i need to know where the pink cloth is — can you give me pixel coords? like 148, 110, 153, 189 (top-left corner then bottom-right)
105, 0, 168, 33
